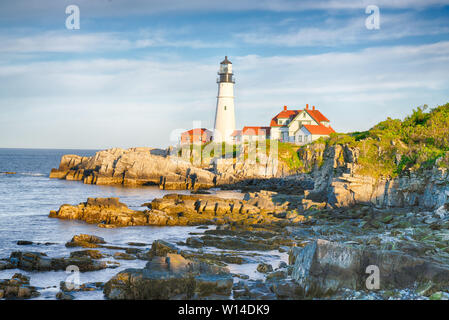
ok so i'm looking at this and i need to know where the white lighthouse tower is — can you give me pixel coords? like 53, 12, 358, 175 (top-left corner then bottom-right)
213, 56, 235, 143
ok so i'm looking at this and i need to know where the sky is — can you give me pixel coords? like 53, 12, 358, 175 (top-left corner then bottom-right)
0, 0, 449, 149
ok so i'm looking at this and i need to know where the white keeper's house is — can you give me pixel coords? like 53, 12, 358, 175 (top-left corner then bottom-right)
269, 104, 335, 144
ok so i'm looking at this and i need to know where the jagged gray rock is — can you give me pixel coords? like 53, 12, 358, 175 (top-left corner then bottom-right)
50, 147, 285, 190
301, 144, 449, 210
290, 239, 449, 297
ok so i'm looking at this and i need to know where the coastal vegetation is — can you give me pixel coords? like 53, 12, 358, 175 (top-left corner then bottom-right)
175, 103, 449, 178
310, 103, 449, 178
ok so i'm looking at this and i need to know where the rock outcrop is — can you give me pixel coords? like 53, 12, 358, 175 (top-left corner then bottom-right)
289, 239, 449, 297
301, 144, 449, 210
49, 147, 285, 190
104, 240, 233, 299
50, 144, 448, 210
50, 198, 151, 228
8, 251, 108, 272
65, 234, 107, 248
49, 194, 307, 227
0, 274, 40, 299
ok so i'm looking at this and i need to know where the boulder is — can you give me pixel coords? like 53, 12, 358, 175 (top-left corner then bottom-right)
70, 250, 104, 259
186, 237, 204, 248
104, 253, 233, 300
56, 291, 74, 300
17, 240, 33, 246
66, 234, 106, 248
290, 239, 449, 297
114, 252, 136, 260
256, 263, 273, 273
150, 240, 179, 257
0, 273, 40, 299
51, 199, 149, 227
9, 251, 107, 272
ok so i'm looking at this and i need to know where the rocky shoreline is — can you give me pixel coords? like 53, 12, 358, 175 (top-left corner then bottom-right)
49, 143, 449, 211
49, 147, 286, 191
3, 195, 449, 299
48, 192, 306, 228
3, 187, 449, 300
2, 139, 449, 300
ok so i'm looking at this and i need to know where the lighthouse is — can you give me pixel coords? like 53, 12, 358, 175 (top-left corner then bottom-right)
213, 56, 236, 143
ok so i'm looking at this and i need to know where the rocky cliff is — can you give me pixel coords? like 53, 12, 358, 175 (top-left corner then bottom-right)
49, 147, 285, 190
49, 143, 448, 210
300, 143, 449, 210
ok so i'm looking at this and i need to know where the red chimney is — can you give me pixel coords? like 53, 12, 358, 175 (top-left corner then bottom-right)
313, 105, 315, 110
283, 105, 287, 111
306, 104, 309, 110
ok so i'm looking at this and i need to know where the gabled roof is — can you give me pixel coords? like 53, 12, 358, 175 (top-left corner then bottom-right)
271, 105, 331, 127
306, 109, 330, 123
270, 109, 299, 127
242, 126, 271, 136
302, 124, 335, 135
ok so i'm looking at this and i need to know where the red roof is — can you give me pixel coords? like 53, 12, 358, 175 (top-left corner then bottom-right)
306, 109, 330, 123
270, 105, 331, 127
270, 109, 299, 127
181, 128, 211, 136
242, 126, 271, 136
180, 128, 212, 143
231, 130, 242, 137
302, 124, 335, 135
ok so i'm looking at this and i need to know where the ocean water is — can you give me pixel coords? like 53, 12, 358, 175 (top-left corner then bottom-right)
0, 148, 286, 299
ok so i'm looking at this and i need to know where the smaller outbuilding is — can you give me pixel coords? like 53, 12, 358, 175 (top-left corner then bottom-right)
241, 126, 271, 142
180, 128, 213, 145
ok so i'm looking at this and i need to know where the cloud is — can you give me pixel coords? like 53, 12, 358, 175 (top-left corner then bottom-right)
1, 41, 448, 148
235, 12, 449, 47
0, 30, 232, 54
1, 0, 449, 20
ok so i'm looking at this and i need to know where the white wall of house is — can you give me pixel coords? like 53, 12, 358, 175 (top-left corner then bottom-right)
270, 127, 281, 140
288, 111, 318, 137
292, 127, 328, 145
270, 126, 289, 141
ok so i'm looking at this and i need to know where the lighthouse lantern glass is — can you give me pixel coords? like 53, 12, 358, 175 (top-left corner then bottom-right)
220, 63, 229, 74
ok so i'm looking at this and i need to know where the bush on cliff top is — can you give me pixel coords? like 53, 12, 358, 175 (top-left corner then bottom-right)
316, 103, 449, 178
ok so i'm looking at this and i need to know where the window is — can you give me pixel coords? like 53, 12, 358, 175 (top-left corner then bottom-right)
220, 65, 229, 73
298, 135, 302, 142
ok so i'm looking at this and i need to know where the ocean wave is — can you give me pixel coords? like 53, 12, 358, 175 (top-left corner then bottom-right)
12, 172, 47, 177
